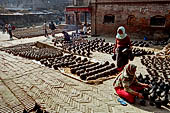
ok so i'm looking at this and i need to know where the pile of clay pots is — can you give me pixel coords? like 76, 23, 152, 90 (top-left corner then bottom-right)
40, 54, 117, 81
0, 43, 63, 61
149, 40, 168, 46
66, 44, 91, 57
40, 54, 77, 69
137, 74, 169, 108
63, 38, 114, 56
141, 56, 170, 79
23, 103, 49, 113
52, 37, 62, 46
131, 40, 168, 47
132, 48, 154, 57
87, 38, 114, 54
131, 41, 150, 47
70, 61, 117, 81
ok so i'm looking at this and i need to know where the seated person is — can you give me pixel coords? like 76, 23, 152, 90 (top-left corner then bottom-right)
113, 64, 149, 103
62, 31, 71, 42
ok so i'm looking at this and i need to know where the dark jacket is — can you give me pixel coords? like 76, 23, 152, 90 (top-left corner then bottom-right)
63, 32, 70, 41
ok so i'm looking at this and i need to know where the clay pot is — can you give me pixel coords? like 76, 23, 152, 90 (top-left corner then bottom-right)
86, 52, 90, 57
104, 70, 111, 76
70, 68, 76, 74
88, 70, 95, 76
149, 100, 155, 106
23, 109, 28, 113
86, 67, 93, 72
149, 90, 157, 99
139, 99, 146, 106
106, 65, 112, 70
87, 75, 97, 81
109, 68, 117, 75
80, 73, 88, 80
76, 69, 85, 76
160, 96, 169, 106
53, 64, 59, 70
155, 98, 162, 108
82, 58, 88, 62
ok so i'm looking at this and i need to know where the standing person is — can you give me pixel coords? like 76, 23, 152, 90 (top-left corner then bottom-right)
113, 26, 132, 72
8, 24, 13, 40
43, 20, 48, 38
83, 24, 87, 35
49, 21, 56, 37
2, 24, 6, 34
5, 24, 8, 34
113, 64, 149, 104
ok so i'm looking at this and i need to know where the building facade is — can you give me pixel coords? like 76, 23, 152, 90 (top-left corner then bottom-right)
90, 0, 170, 39
65, 0, 91, 25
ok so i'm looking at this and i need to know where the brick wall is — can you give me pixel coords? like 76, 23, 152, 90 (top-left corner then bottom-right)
0, 14, 56, 28
91, 1, 170, 39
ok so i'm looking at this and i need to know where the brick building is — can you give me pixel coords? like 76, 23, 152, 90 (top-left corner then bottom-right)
90, 0, 170, 39
65, 0, 91, 25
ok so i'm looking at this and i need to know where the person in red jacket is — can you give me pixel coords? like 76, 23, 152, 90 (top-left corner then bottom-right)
113, 26, 132, 71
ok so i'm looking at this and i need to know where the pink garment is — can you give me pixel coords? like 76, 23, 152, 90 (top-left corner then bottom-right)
115, 85, 145, 103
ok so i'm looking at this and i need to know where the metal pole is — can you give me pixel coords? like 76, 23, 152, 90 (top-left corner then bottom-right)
84, 12, 87, 25
75, 11, 78, 34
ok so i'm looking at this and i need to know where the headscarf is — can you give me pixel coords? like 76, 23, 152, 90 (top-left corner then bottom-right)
116, 26, 127, 39
123, 64, 137, 78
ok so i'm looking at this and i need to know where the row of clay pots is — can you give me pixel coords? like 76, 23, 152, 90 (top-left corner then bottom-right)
151, 40, 168, 46
67, 48, 91, 57
40, 54, 116, 81
131, 40, 168, 47
132, 48, 154, 56
58, 38, 114, 56
1, 44, 63, 61
131, 41, 150, 47
87, 39, 114, 54
40, 54, 91, 71
70, 61, 116, 80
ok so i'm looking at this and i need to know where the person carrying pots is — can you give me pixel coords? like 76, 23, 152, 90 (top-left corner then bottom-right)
113, 64, 150, 104
113, 26, 134, 72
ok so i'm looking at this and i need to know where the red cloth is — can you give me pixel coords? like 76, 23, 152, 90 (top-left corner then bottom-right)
12, 26, 15, 30
115, 85, 145, 103
113, 36, 131, 53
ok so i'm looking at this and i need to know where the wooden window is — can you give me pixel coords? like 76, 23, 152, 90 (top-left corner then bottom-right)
150, 15, 165, 26
103, 14, 115, 24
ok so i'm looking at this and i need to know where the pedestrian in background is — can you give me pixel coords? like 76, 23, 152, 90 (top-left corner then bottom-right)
8, 24, 13, 40
43, 20, 48, 38
5, 24, 8, 34
83, 24, 87, 35
49, 21, 56, 37
62, 31, 71, 42
2, 24, 6, 34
